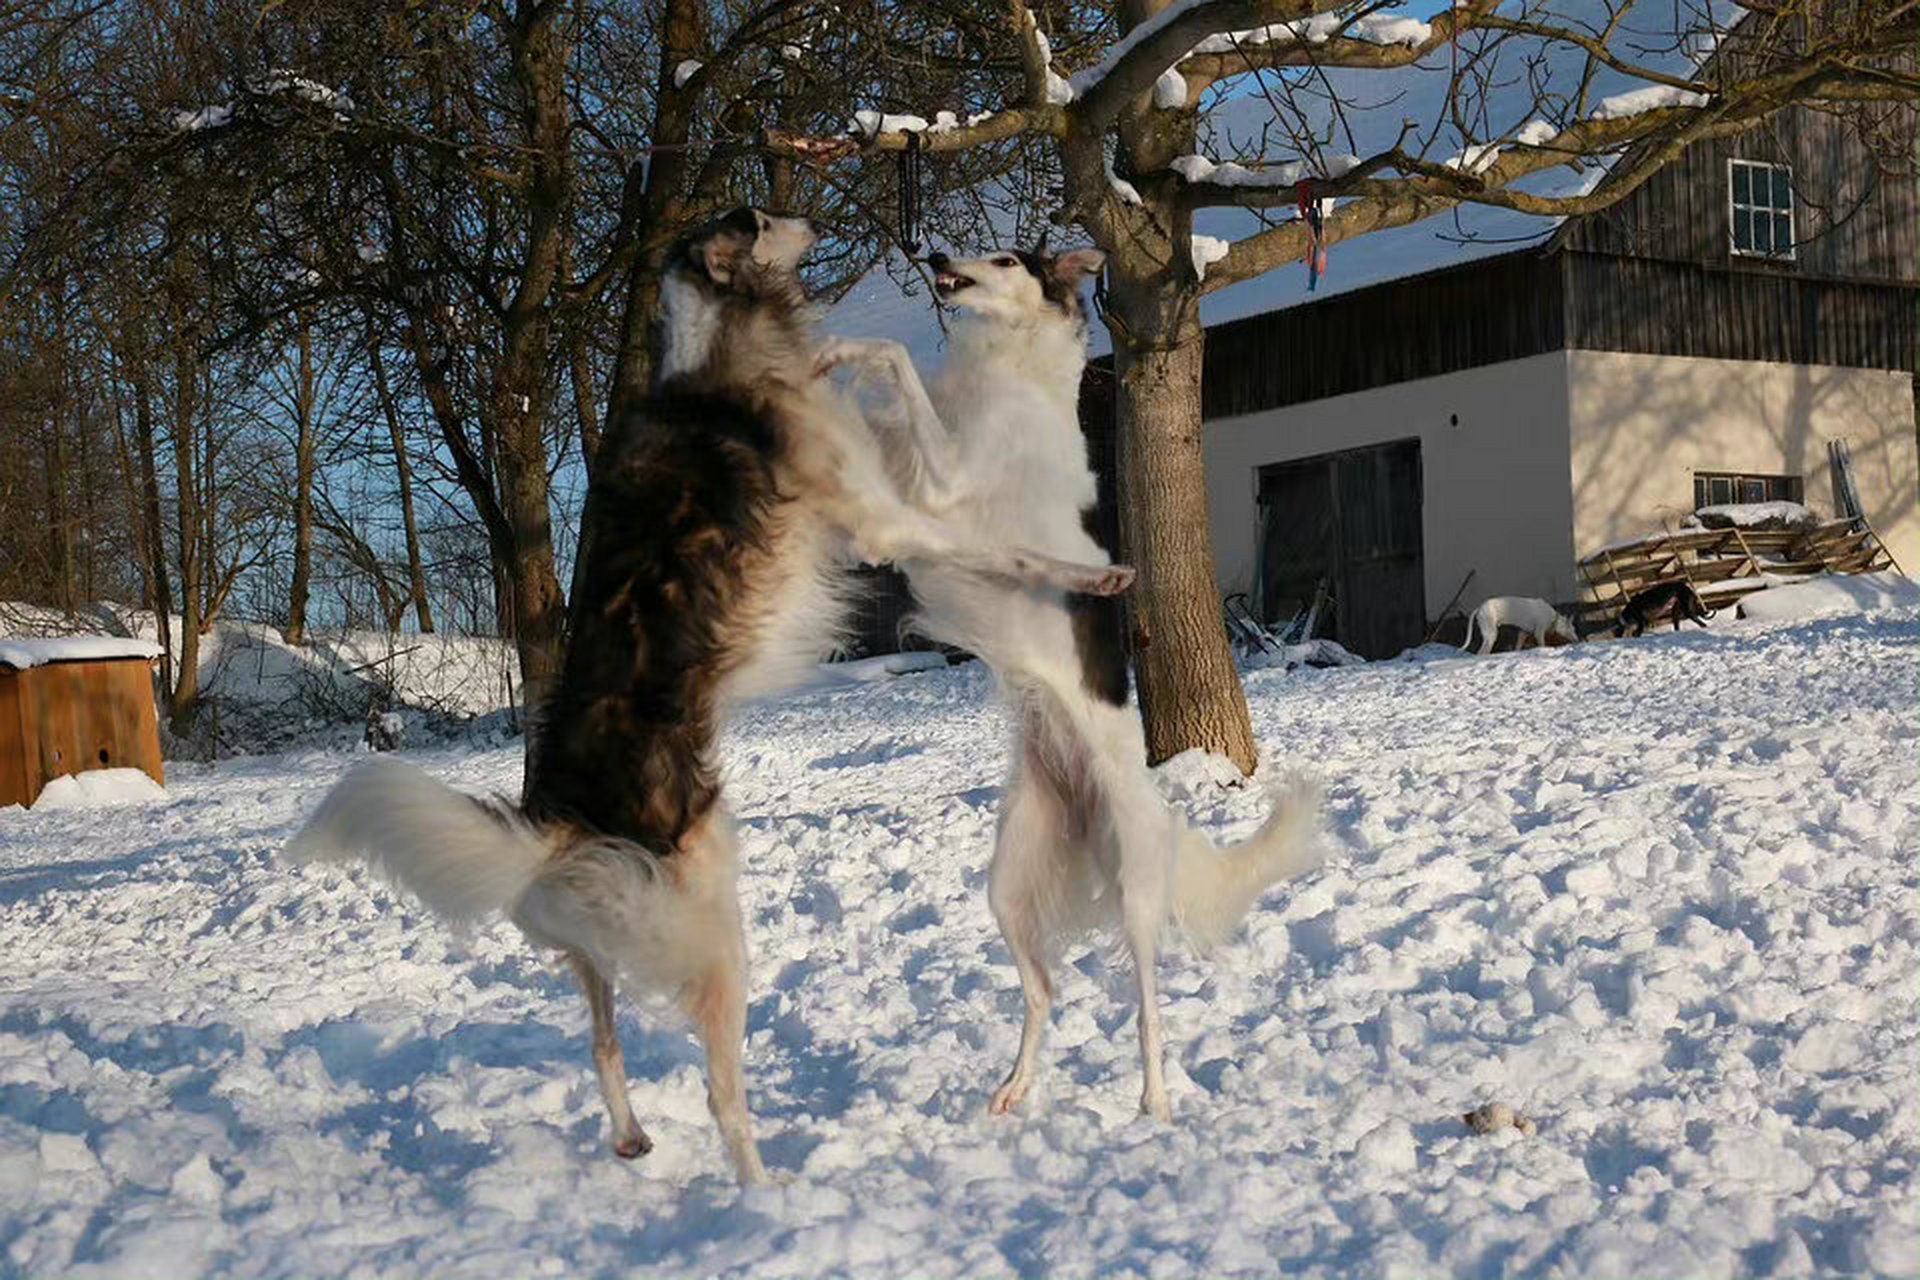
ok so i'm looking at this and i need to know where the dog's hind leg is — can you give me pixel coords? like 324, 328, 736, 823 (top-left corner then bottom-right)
987, 767, 1064, 1115
684, 953, 766, 1183
569, 953, 652, 1159
674, 817, 768, 1184
1111, 795, 1176, 1122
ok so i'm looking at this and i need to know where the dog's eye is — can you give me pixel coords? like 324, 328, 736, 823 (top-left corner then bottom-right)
757, 214, 770, 232
993, 255, 1018, 267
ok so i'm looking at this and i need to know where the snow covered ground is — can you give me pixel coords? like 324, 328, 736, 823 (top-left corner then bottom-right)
3, 608, 1917, 1278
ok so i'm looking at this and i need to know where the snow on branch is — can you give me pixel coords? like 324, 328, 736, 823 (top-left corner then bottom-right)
1170, 152, 1361, 187
1591, 84, 1711, 120
169, 69, 356, 134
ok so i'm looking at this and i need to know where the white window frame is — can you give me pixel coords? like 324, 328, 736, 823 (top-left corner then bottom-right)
1727, 158, 1796, 260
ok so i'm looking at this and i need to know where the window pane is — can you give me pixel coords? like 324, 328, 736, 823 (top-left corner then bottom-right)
1695, 477, 1708, 509
1775, 213, 1793, 254
1772, 167, 1791, 209
1733, 209, 1752, 251
1733, 164, 1750, 204
1743, 479, 1766, 502
1711, 477, 1733, 504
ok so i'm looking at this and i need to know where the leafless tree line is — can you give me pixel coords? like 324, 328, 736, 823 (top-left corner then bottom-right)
0, 0, 1013, 734
1, 0, 1914, 769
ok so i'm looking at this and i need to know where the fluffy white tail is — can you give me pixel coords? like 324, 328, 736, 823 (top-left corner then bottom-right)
285, 760, 548, 923
1172, 777, 1322, 949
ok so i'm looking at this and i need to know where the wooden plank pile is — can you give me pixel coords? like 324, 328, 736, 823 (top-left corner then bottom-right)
1574, 515, 1899, 630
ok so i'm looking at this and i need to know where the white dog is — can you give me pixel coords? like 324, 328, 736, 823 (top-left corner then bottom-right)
825, 244, 1320, 1121
1461, 595, 1578, 654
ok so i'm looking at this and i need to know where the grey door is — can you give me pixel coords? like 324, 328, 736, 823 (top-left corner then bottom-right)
1257, 439, 1425, 659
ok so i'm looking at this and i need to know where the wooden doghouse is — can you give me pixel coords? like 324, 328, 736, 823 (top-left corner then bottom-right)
0, 637, 165, 808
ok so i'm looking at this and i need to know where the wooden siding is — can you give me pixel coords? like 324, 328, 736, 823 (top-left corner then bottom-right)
1559, 105, 1920, 283
1126, 250, 1567, 420
1128, 248, 1918, 427
1561, 252, 1920, 372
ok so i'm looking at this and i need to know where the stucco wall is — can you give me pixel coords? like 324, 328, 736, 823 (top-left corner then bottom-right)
1202, 352, 1579, 616
1565, 352, 1920, 571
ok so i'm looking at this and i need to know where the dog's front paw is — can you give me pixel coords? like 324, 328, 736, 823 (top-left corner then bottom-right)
812, 338, 859, 377
1077, 564, 1137, 597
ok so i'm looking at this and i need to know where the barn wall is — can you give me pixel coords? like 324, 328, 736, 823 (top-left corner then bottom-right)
1559, 105, 1920, 282
1561, 253, 1919, 373
1565, 352, 1919, 568
1203, 351, 1579, 618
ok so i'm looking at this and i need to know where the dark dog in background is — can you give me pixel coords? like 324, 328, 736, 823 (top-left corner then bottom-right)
1614, 581, 1715, 636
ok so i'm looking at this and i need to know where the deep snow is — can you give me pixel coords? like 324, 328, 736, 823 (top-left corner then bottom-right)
2, 609, 1917, 1278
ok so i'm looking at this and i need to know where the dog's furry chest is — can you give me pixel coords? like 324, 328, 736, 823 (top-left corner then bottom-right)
526, 390, 848, 846
938, 379, 1100, 558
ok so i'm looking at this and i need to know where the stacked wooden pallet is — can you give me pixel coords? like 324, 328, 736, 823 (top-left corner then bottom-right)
1574, 516, 1898, 630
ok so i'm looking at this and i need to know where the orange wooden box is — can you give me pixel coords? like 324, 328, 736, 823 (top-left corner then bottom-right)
0, 655, 164, 808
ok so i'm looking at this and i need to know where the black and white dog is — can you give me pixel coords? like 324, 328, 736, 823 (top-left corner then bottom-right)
1614, 580, 1715, 636
828, 245, 1320, 1122
287, 210, 1129, 1183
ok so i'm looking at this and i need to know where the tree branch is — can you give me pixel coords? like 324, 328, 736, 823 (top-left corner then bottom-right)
1201, 58, 1919, 292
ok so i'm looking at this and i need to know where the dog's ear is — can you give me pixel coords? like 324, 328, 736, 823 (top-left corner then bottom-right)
695, 207, 762, 285
700, 228, 754, 284
1051, 247, 1106, 281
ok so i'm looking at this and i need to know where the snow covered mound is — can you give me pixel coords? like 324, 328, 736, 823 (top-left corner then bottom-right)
25, 768, 167, 810
2, 611, 1918, 1276
1738, 570, 1920, 622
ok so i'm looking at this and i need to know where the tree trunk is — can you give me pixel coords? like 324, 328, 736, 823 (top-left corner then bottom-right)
46, 406, 74, 614
168, 333, 202, 725
365, 328, 434, 632
1108, 292, 1258, 773
131, 351, 174, 699
567, 315, 601, 471
490, 382, 566, 728
286, 311, 318, 645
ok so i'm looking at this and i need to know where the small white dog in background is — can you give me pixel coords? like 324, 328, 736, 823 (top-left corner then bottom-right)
1461, 595, 1578, 654
824, 243, 1321, 1123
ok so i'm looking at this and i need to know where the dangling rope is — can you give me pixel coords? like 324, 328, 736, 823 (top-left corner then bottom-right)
898, 131, 924, 256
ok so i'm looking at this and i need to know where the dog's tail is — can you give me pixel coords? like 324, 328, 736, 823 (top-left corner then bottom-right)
285, 760, 550, 924
1171, 776, 1322, 950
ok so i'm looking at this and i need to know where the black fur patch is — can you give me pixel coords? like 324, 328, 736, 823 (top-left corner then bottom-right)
526, 385, 788, 854
1069, 507, 1129, 706
1015, 249, 1086, 321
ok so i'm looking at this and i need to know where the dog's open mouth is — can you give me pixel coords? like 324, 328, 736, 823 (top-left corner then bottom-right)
933, 270, 975, 296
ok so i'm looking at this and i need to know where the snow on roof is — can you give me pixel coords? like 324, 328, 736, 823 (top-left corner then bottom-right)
0, 636, 163, 670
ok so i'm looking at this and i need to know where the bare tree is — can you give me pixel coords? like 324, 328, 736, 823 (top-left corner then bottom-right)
773, 0, 1920, 772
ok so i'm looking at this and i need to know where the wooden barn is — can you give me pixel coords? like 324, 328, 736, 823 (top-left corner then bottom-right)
1141, 101, 1920, 659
